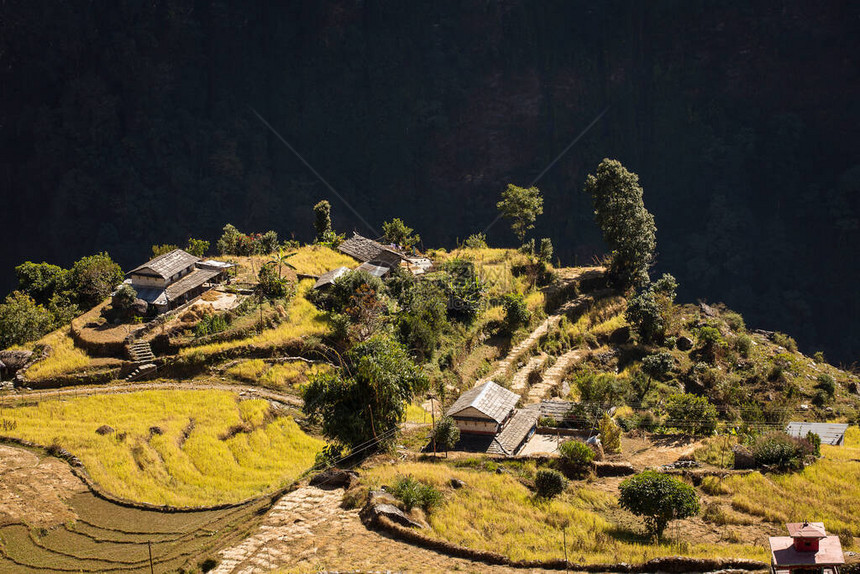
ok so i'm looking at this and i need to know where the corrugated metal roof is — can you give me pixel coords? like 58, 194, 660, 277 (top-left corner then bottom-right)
356, 261, 390, 278
447, 381, 519, 424
128, 249, 200, 280
785, 422, 848, 446
313, 266, 350, 289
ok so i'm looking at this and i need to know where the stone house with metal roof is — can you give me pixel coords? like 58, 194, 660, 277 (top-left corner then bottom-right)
124, 249, 233, 314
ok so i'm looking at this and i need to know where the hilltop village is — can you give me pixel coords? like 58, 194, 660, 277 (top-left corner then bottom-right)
0, 170, 858, 574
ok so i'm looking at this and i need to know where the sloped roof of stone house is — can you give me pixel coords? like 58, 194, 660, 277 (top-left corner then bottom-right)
128, 249, 200, 280
447, 381, 519, 424
338, 232, 404, 267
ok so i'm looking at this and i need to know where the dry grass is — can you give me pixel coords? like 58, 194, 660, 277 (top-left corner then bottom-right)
565, 295, 627, 340
181, 280, 327, 357
22, 328, 92, 381
214, 245, 357, 281
225, 358, 332, 392
70, 299, 141, 346
718, 426, 860, 538
361, 462, 767, 564
0, 390, 324, 506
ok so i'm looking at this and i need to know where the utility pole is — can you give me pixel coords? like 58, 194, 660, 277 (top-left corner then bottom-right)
429, 393, 437, 457
148, 540, 154, 574
562, 526, 569, 571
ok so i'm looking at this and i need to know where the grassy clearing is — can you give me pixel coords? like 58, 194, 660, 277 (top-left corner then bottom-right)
181, 280, 327, 357
22, 328, 92, 381
361, 462, 767, 564
0, 389, 324, 506
718, 426, 860, 538
215, 245, 357, 281
564, 295, 627, 340
226, 358, 332, 392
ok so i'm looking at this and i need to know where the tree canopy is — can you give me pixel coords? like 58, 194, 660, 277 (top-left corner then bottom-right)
497, 184, 543, 243
302, 335, 428, 449
382, 218, 421, 249
584, 159, 656, 290
618, 471, 700, 536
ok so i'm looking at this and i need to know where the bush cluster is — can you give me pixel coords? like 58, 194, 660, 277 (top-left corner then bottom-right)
534, 468, 567, 499
750, 431, 814, 470
391, 475, 442, 511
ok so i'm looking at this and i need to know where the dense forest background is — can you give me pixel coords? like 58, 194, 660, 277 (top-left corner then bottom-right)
1, 1, 858, 362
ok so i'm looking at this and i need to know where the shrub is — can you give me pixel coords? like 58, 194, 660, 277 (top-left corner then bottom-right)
626, 289, 664, 344
618, 471, 700, 536
502, 293, 531, 333
534, 468, 567, 499
815, 374, 836, 398
391, 475, 442, 511
559, 440, 594, 476
538, 416, 558, 428
599, 413, 622, 454
735, 334, 753, 358
696, 326, 726, 363
463, 233, 488, 249
642, 352, 674, 380
538, 238, 554, 263
773, 332, 797, 352
433, 416, 460, 456
665, 393, 718, 435
751, 432, 812, 470
723, 311, 746, 332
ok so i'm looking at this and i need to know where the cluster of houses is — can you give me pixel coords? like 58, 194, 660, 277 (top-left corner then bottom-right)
313, 232, 432, 289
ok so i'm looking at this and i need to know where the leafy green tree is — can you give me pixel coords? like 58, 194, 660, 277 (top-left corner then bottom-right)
642, 352, 674, 381
440, 259, 484, 323
67, 253, 124, 309
433, 416, 460, 456
626, 288, 664, 344
382, 218, 421, 249
497, 184, 543, 243
398, 281, 448, 360
217, 224, 243, 255
463, 233, 488, 249
619, 471, 700, 536
112, 284, 138, 317
151, 244, 179, 257
0, 292, 55, 349
257, 230, 279, 254
257, 263, 293, 299
538, 238, 554, 263
313, 200, 334, 243
664, 393, 718, 435
303, 335, 428, 448
186, 238, 210, 258
15, 262, 68, 305
584, 159, 657, 289
502, 293, 530, 333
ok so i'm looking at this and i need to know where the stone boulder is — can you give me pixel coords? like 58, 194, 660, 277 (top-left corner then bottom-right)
95, 425, 115, 435
309, 468, 359, 490
733, 444, 756, 470
0, 350, 34, 373
360, 490, 425, 529
676, 336, 694, 351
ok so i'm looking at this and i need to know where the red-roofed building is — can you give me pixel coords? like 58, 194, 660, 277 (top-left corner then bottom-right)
769, 522, 844, 574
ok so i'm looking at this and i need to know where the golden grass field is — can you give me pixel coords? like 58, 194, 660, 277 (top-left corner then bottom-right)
181, 279, 328, 357
361, 461, 768, 564
226, 358, 332, 392
215, 245, 357, 282
20, 328, 92, 381
0, 389, 324, 506
711, 426, 860, 538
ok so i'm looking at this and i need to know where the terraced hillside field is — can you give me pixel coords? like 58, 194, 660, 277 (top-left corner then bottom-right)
0, 389, 324, 506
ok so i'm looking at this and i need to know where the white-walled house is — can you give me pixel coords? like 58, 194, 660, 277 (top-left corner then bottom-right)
124, 249, 232, 314
446, 381, 519, 435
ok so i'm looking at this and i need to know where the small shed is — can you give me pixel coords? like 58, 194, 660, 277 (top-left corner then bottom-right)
313, 266, 350, 290
786, 422, 849, 446
446, 381, 519, 435
769, 521, 844, 574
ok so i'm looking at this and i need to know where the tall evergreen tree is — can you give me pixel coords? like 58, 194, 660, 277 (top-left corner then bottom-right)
313, 200, 333, 243
584, 159, 657, 290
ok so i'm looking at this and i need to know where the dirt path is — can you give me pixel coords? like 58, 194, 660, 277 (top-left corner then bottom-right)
510, 352, 548, 394
477, 315, 561, 387
0, 380, 302, 407
212, 485, 559, 574
525, 348, 588, 403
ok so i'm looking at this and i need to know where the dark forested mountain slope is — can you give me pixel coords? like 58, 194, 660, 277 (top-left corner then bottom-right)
1, 1, 858, 361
